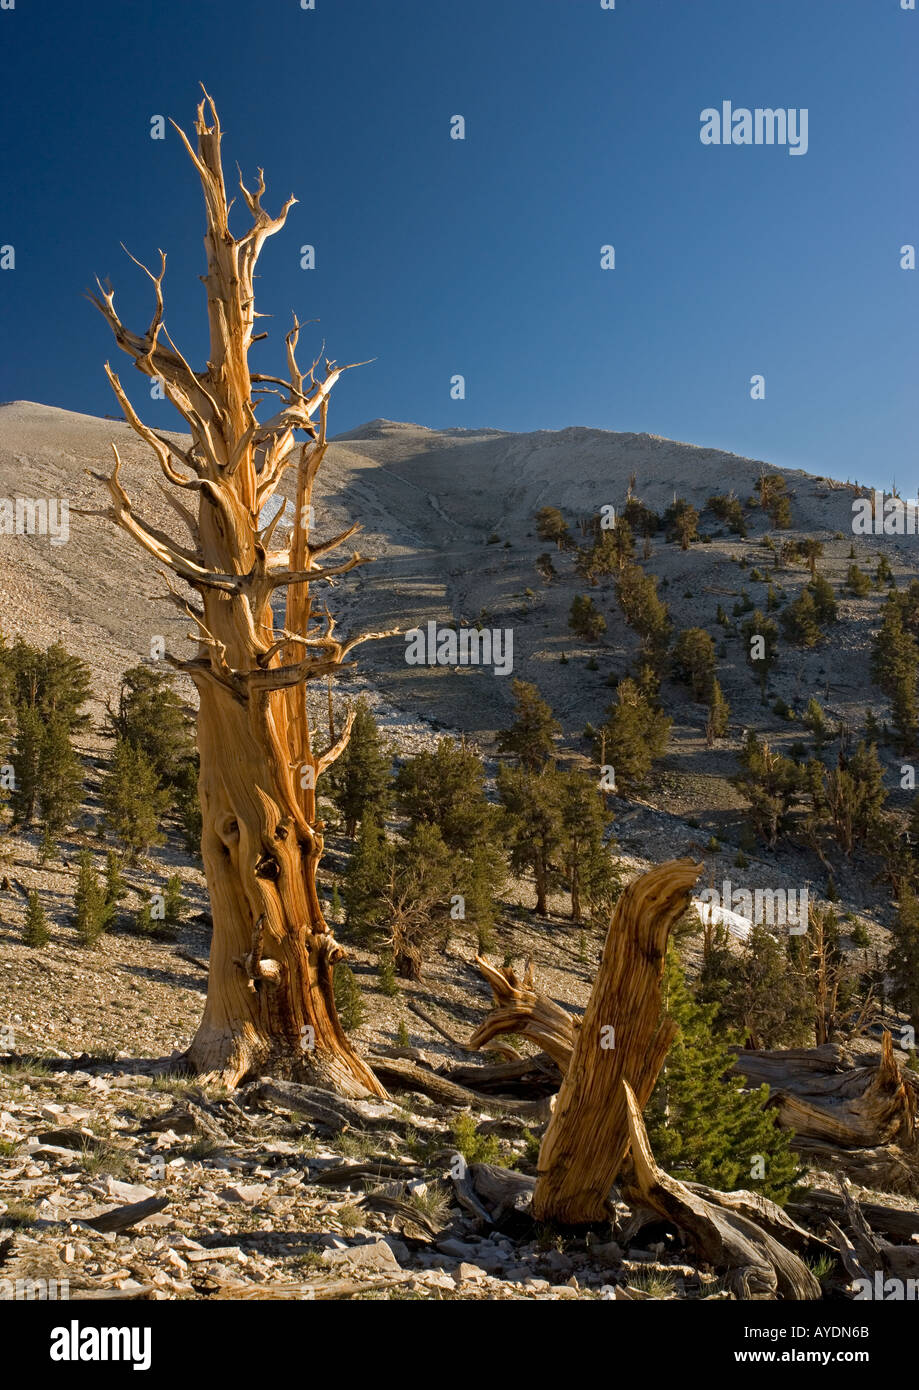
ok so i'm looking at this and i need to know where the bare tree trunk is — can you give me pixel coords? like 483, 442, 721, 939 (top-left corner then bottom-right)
88, 93, 392, 1093
532, 858, 701, 1224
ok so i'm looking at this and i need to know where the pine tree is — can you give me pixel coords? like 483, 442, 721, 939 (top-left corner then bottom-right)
847, 563, 872, 597
36, 715, 83, 842
497, 764, 563, 915
594, 677, 671, 795
385, 820, 455, 979
872, 593, 918, 751
741, 610, 779, 698
664, 498, 699, 550
100, 738, 169, 860
535, 506, 571, 550
888, 889, 919, 1026
755, 474, 792, 528
568, 593, 606, 641
781, 587, 822, 647
106, 665, 195, 790
333, 962, 365, 1031
103, 851, 126, 927
496, 680, 560, 771
647, 947, 802, 1203
809, 574, 838, 626
707, 494, 746, 536
705, 678, 730, 746
23, 889, 49, 948
74, 849, 107, 947
343, 811, 391, 938
326, 697, 391, 838
672, 628, 716, 702
556, 770, 616, 923
9, 704, 42, 826
731, 732, 803, 849
700, 924, 813, 1048
163, 874, 186, 929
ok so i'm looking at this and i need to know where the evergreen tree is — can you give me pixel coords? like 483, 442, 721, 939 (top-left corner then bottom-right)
705, 678, 730, 746
343, 811, 391, 937
394, 737, 497, 853
535, 506, 571, 550
700, 924, 813, 1048
664, 498, 699, 550
731, 731, 803, 849
888, 889, 919, 1026
326, 697, 391, 838
8, 704, 42, 826
781, 587, 822, 647
106, 665, 195, 788
672, 628, 716, 702
755, 474, 792, 528
809, 574, 838, 626
385, 820, 455, 979
594, 677, 671, 795
847, 563, 871, 597
74, 849, 107, 947
163, 873, 186, 929
497, 764, 563, 915
333, 962, 366, 1031
101, 738, 169, 860
647, 947, 802, 1203
616, 563, 671, 671
496, 679, 560, 771
741, 610, 779, 697
103, 851, 126, 923
871, 593, 918, 751
568, 593, 607, 641
36, 715, 83, 842
707, 494, 746, 536
556, 770, 616, 923
23, 889, 49, 948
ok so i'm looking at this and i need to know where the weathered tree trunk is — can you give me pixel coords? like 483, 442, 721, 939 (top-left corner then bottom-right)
532, 858, 701, 1224
88, 93, 391, 1093
732, 1032, 916, 1151
622, 1083, 821, 1300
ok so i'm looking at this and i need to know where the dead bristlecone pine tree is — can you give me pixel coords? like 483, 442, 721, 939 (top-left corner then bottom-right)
86, 92, 397, 1095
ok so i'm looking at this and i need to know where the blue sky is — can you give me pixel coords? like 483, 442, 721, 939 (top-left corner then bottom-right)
0, 0, 915, 488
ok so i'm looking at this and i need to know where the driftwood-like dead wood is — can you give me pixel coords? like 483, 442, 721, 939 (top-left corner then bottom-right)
309, 1160, 423, 1187
81, 1196, 170, 1234
622, 1082, 820, 1300
468, 1163, 537, 1223
468, 958, 579, 1072
369, 1055, 550, 1118
685, 1183, 835, 1261
238, 1078, 405, 1132
827, 1178, 919, 1292
788, 1188, 919, 1244
532, 859, 702, 1224
443, 1053, 562, 1096
734, 1032, 915, 1151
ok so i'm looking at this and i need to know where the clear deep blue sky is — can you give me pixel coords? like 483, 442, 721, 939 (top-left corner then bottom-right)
0, 0, 915, 487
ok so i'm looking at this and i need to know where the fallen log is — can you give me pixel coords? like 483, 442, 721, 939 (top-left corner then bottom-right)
828, 1177, 919, 1290
787, 1188, 919, 1244
369, 1055, 550, 1118
442, 1053, 561, 1097
622, 1082, 820, 1300
532, 859, 702, 1224
80, 1196, 169, 1234
733, 1033, 915, 1151
238, 1079, 407, 1133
